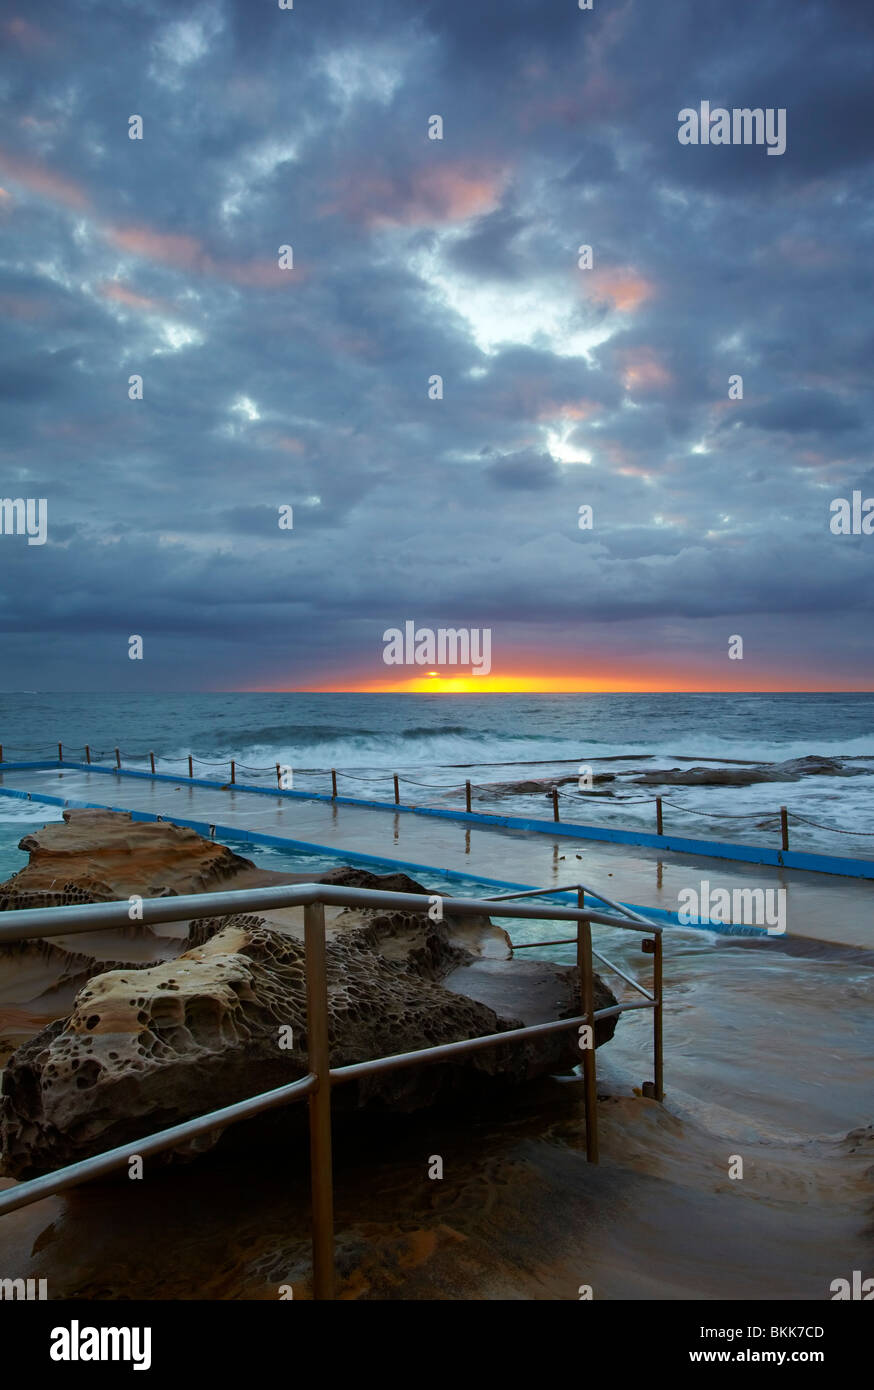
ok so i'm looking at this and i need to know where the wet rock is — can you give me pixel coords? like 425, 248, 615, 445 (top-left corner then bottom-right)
0, 815, 618, 1178
1, 808, 255, 910
632, 755, 868, 788
478, 773, 615, 798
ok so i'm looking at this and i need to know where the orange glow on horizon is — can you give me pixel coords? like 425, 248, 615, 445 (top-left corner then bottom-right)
243, 668, 873, 694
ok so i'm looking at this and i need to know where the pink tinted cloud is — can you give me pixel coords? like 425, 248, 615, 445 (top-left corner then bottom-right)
621, 348, 672, 393
588, 266, 654, 313
105, 223, 299, 288
502, 375, 603, 422
274, 435, 306, 454
255, 430, 307, 455
536, 397, 601, 422
3, 17, 52, 51
320, 162, 505, 228
0, 147, 89, 210
98, 282, 173, 315
0, 146, 294, 289
106, 225, 209, 272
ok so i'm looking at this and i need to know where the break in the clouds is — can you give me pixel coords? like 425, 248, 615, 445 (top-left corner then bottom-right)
0, 0, 872, 690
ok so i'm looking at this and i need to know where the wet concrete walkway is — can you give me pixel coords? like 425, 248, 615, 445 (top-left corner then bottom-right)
0, 766, 870, 949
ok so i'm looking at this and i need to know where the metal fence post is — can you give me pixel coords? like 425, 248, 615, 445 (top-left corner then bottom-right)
656, 796, 663, 836
393, 774, 400, 804
331, 769, 337, 799
780, 806, 789, 851
653, 931, 664, 1102
577, 889, 598, 1163
552, 787, 560, 822
304, 901, 335, 1300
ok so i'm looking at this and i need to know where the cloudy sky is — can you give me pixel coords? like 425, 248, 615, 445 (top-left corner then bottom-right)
1, 0, 872, 692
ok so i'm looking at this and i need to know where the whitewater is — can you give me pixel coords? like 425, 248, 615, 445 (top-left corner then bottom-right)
0, 692, 873, 867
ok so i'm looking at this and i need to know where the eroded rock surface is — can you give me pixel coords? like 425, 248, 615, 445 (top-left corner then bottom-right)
0, 808, 255, 910
0, 810, 617, 1178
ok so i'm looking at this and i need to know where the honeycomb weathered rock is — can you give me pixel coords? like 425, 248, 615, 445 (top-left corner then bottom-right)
0, 814, 618, 1178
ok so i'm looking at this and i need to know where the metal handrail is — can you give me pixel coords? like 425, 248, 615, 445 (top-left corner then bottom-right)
487, 880, 657, 999
0, 881, 663, 943
486, 879, 664, 1134
0, 880, 664, 1299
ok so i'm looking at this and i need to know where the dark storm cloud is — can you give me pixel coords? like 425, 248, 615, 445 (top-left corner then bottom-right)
0, 0, 872, 689
743, 390, 862, 436
485, 449, 561, 491
446, 208, 530, 281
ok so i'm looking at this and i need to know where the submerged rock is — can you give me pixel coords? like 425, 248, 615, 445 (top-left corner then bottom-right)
632, 754, 869, 788
0, 812, 617, 1178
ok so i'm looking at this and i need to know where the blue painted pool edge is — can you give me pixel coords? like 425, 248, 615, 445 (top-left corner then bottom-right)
0, 758, 871, 882
0, 779, 781, 939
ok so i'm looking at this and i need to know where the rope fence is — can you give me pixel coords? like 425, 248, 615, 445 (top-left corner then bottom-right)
0, 741, 872, 848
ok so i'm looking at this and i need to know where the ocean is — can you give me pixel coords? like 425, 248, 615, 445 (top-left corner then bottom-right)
0, 691, 873, 878
1, 689, 872, 1300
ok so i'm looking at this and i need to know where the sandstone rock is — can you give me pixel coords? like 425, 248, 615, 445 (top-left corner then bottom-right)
0, 808, 255, 911
0, 812, 618, 1179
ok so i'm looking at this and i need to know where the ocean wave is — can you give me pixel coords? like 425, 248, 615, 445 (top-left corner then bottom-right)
175, 724, 874, 771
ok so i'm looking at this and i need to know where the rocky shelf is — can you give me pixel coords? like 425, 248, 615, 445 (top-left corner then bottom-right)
0, 809, 617, 1179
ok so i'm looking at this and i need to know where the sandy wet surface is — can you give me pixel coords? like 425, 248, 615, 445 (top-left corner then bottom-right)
1, 907, 871, 1300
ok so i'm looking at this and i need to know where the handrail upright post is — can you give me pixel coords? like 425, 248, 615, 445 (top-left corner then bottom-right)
304, 900, 335, 1300
653, 930, 664, 1102
577, 889, 599, 1164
